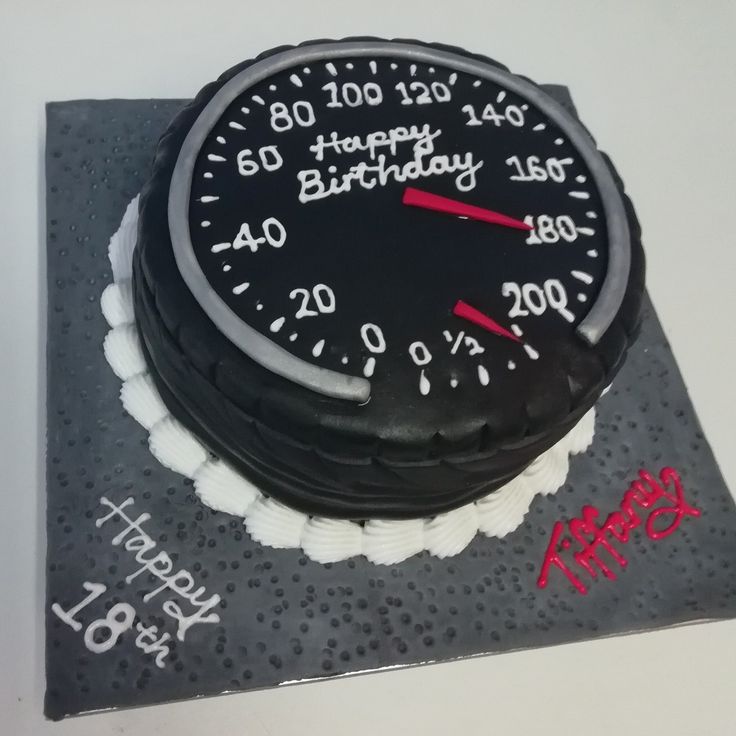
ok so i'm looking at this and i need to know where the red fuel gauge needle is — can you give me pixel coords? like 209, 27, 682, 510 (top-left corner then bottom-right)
403, 187, 532, 231
453, 300, 522, 343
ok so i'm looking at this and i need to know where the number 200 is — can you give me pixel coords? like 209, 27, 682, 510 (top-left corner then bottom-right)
502, 279, 574, 323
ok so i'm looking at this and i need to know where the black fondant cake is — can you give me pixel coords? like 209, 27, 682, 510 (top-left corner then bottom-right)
131, 38, 644, 520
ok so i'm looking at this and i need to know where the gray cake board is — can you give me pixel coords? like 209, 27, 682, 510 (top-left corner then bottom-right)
44, 99, 736, 720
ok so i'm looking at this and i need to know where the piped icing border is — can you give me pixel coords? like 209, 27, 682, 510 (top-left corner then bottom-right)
101, 197, 596, 565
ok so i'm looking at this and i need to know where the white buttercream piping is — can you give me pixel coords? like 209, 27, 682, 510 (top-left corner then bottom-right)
362, 519, 425, 565
103, 324, 146, 381
108, 195, 140, 282
101, 280, 135, 328
424, 503, 480, 558
245, 497, 308, 549
476, 473, 534, 538
565, 406, 596, 454
524, 442, 570, 496
301, 517, 364, 564
120, 373, 169, 431
149, 416, 209, 478
101, 198, 599, 564
193, 459, 262, 516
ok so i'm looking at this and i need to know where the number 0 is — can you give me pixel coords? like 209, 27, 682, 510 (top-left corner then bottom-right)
361, 323, 386, 353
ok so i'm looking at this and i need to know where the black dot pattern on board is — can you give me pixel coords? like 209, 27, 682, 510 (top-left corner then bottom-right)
44, 98, 736, 721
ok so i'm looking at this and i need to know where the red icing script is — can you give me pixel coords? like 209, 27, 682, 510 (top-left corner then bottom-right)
537, 467, 700, 595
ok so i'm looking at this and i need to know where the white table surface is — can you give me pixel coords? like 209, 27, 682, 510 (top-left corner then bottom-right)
2, 1, 735, 733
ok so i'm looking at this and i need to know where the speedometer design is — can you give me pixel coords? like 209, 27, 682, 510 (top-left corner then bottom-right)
135, 40, 644, 518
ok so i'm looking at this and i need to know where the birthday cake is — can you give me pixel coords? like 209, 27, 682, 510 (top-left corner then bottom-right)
101, 38, 645, 564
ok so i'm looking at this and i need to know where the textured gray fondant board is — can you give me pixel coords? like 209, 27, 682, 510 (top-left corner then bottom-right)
44, 99, 736, 721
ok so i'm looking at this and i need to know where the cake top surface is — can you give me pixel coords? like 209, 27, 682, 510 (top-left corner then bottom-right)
169, 42, 631, 415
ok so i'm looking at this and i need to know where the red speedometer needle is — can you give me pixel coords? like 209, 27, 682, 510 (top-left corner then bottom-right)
402, 187, 532, 231
453, 300, 522, 343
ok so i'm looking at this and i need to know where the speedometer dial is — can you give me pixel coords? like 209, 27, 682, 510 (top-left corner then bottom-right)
136, 40, 644, 518
173, 43, 627, 404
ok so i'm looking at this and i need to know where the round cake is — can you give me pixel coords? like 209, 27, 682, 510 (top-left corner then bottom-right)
115, 39, 643, 538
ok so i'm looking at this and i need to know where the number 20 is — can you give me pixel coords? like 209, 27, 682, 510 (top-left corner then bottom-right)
289, 284, 336, 318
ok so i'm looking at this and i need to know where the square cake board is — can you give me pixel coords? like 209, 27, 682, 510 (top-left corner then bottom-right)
44, 99, 736, 720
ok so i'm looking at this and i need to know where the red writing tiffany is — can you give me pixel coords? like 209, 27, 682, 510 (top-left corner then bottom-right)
537, 467, 700, 595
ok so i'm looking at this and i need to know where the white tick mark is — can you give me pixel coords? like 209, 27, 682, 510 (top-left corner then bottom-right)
228, 121, 246, 131
555, 137, 564, 145
521, 104, 529, 111
256, 302, 264, 311
341, 355, 349, 365
569, 191, 591, 200
369, 60, 377, 75
363, 357, 376, 377
390, 63, 398, 70
576, 226, 595, 236
575, 175, 587, 184
203, 172, 213, 179
345, 62, 354, 70
511, 324, 523, 338
222, 264, 231, 272
473, 79, 482, 87
496, 91, 506, 103
449, 72, 458, 85
200, 195, 219, 203
303, 67, 311, 75
586, 249, 599, 258
200, 220, 211, 228
251, 95, 265, 105
289, 333, 298, 342
533, 123, 546, 131
232, 282, 250, 295
216, 136, 226, 144
577, 293, 588, 303
207, 154, 226, 162
269, 317, 285, 333
241, 107, 250, 115
325, 62, 338, 76
507, 360, 516, 371
312, 339, 325, 357
210, 242, 230, 253
524, 344, 540, 360
477, 365, 490, 386
571, 270, 594, 285
269, 84, 277, 92
450, 377, 459, 388
410, 64, 417, 77
419, 370, 431, 396
586, 211, 598, 219
289, 74, 303, 88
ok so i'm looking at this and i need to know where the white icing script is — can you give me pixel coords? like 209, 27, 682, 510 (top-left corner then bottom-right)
308, 124, 440, 162
52, 581, 172, 667
298, 124, 483, 203
95, 496, 221, 642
